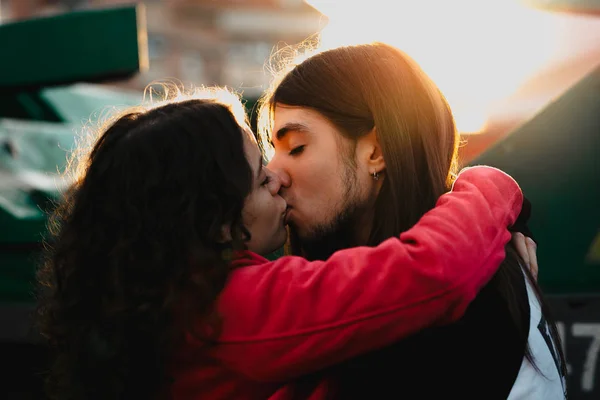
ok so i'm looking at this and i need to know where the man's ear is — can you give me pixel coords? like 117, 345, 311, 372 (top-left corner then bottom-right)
357, 127, 386, 174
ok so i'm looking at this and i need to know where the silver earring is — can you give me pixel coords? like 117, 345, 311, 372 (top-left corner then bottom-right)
372, 171, 379, 181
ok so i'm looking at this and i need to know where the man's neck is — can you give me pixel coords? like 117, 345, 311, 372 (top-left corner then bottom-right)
354, 200, 376, 246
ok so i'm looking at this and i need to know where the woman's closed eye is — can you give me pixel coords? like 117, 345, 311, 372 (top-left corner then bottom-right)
261, 174, 272, 186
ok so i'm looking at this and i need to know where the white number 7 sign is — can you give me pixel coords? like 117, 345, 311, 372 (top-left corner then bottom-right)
572, 323, 600, 392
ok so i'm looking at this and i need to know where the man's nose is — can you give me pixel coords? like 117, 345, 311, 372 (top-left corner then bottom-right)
267, 164, 291, 189
265, 169, 282, 196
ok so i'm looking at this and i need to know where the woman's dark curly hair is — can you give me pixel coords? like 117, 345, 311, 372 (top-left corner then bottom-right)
36, 88, 255, 399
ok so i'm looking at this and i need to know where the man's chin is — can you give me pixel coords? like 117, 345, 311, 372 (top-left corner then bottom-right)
288, 221, 357, 261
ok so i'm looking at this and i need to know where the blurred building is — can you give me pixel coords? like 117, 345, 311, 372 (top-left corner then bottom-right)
1, 0, 326, 96
136, 0, 325, 97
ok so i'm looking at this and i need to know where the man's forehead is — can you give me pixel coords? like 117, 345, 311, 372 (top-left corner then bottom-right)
273, 106, 301, 120
274, 104, 318, 122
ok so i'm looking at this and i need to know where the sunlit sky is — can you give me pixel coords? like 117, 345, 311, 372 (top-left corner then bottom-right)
306, 0, 565, 133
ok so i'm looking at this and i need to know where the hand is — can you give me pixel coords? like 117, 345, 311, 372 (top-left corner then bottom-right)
511, 232, 538, 280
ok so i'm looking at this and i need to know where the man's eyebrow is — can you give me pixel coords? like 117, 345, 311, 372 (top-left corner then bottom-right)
275, 122, 311, 142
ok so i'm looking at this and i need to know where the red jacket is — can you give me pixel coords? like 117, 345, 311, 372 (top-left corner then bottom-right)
170, 167, 523, 399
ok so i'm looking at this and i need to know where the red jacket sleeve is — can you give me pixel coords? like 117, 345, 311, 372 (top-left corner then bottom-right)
205, 166, 523, 381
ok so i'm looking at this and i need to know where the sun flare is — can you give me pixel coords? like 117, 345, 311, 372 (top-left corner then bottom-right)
306, 0, 557, 133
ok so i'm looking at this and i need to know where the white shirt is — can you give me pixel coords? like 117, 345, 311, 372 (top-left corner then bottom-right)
507, 272, 567, 399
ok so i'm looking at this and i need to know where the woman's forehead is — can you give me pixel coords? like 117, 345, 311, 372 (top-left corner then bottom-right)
243, 131, 261, 168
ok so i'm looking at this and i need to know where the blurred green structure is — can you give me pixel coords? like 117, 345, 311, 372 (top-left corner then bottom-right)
0, 3, 146, 355
471, 66, 600, 295
0, 5, 149, 397
0, 85, 141, 304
